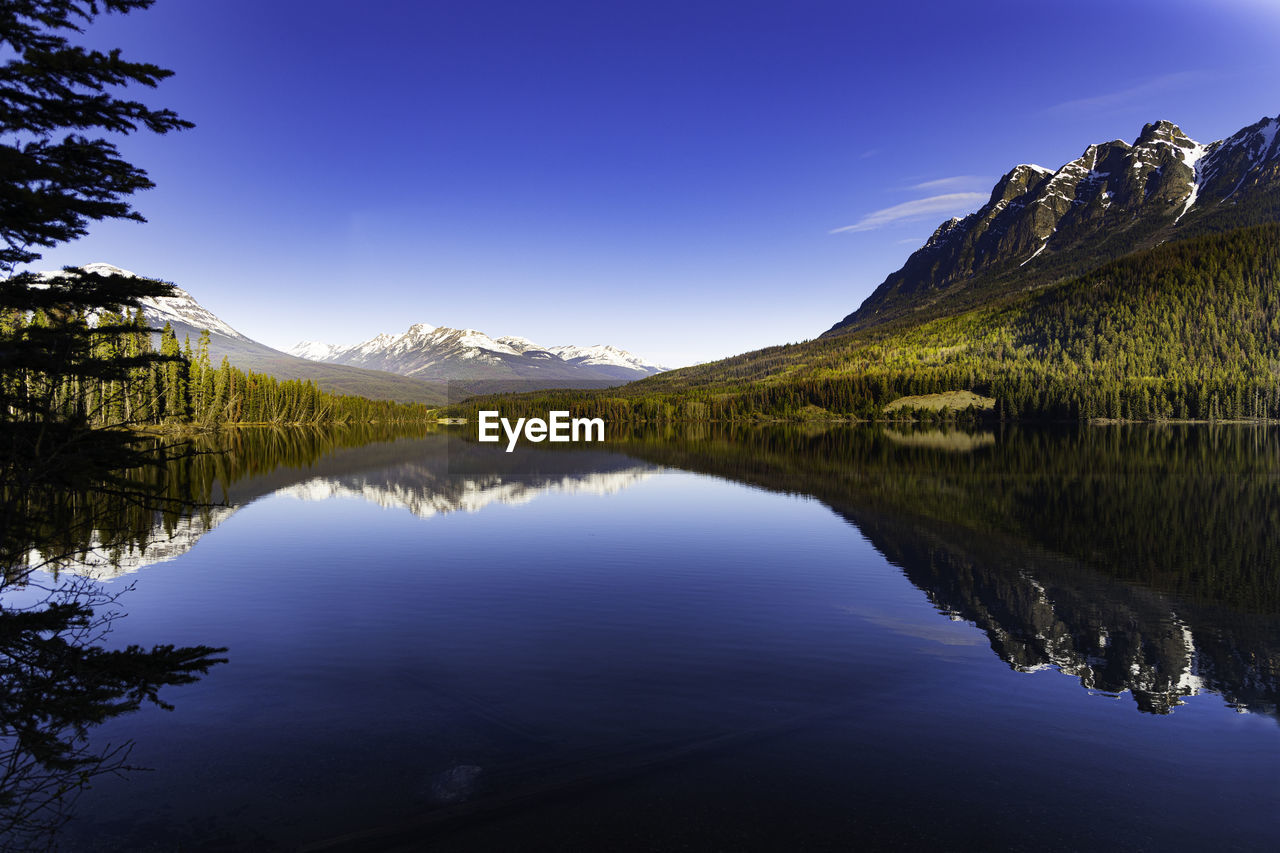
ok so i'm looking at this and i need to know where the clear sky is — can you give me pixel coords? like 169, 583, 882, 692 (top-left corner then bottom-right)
32, 0, 1280, 367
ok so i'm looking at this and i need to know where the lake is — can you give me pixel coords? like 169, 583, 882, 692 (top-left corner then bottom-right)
3, 424, 1278, 851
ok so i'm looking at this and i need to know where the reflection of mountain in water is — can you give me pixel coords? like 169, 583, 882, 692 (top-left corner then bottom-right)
282, 467, 655, 518
36, 429, 657, 579
616, 425, 1280, 718
856, 508, 1239, 715
13, 423, 1278, 719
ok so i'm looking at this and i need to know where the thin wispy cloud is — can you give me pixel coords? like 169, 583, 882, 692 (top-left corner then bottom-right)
908, 175, 989, 193
1044, 71, 1203, 116
830, 192, 985, 234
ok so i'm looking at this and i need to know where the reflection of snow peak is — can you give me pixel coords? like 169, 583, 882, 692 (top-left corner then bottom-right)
30, 505, 239, 581
279, 469, 656, 518
984, 569, 1207, 712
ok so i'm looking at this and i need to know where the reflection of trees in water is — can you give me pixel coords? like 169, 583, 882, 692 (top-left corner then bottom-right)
14, 427, 655, 579
0, 578, 225, 850
616, 423, 1280, 717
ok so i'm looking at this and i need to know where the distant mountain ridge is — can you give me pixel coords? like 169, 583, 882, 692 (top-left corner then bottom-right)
50, 264, 449, 404
827, 113, 1280, 335
52, 264, 666, 400
289, 324, 668, 386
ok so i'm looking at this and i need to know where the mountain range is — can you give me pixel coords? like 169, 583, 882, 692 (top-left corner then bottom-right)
64, 263, 449, 404
827, 114, 1280, 335
62, 264, 666, 402
60, 111, 1280, 417
288, 325, 667, 389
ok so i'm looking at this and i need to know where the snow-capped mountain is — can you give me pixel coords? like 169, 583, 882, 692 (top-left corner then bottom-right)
828, 112, 1280, 335
50, 262, 253, 340
40, 263, 447, 404
288, 323, 668, 385
40, 262, 668, 396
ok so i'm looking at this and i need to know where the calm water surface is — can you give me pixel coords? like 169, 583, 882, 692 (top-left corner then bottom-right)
5, 425, 1279, 850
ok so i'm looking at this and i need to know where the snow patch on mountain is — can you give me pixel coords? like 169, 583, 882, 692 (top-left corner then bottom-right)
547, 343, 670, 372
495, 335, 541, 353
456, 330, 519, 355
291, 340, 344, 361
1174, 141, 1209, 224
828, 114, 1280, 335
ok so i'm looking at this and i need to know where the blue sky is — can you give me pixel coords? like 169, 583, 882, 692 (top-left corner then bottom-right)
33, 0, 1280, 366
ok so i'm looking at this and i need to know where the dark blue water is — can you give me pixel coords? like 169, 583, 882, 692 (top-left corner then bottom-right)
9, 426, 1280, 850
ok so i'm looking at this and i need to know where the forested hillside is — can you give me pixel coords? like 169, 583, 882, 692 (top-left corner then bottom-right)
449, 224, 1280, 422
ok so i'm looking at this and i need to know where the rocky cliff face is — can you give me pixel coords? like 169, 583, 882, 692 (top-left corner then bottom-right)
827, 113, 1280, 335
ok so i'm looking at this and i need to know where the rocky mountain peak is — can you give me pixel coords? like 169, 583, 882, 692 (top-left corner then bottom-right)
825, 111, 1280, 336
924, 216, 968, 250
990, 164, 1049, 206
1133, 120, 1199, 154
